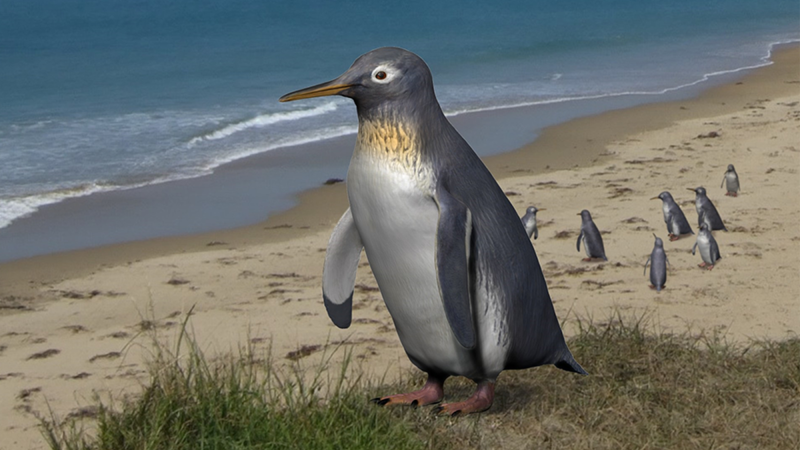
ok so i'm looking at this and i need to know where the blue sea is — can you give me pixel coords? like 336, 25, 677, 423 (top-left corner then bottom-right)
0, 0, 797, 250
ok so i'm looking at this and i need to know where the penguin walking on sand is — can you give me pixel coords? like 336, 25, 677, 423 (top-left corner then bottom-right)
721, 164, 740, 197
521, 206, 544, 240
280, 47, 585, 416
643, 234, 669, 291
651, 191, 694, 241
688, 187, 727, 232
692, 223, 722, 270
577, 210, 607, 261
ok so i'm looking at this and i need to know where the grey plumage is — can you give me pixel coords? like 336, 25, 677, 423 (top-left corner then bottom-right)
280, 47, 584, 413
521, 206, 542, 240
692, 223, 722, 269
688, 187, 727, 232
577, 209, 607, 261
721, 164, 740, 196
652, 191, 693, 239
643, 234, 668, 291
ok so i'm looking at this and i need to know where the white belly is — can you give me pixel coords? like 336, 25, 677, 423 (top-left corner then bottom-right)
697, 234, 712, 264
346, 153, 477, 376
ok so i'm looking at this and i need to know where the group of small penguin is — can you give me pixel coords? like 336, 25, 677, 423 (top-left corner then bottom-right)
521, 164, 741, 291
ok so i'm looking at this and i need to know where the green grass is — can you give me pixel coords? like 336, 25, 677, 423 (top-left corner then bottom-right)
40, 313, 800, 450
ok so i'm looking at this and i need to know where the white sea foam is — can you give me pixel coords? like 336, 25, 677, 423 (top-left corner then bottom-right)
187, 102, 339, 146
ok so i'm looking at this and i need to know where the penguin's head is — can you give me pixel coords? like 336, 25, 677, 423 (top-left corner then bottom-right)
727, 164, 735, 172
687, 187, 706, 197
279, 47, 437, 113
698, 223, 709, 232
526, 206, 539, 215
651, 191, 672, 202
578, 209, 592, 221
652, 233, 663, 247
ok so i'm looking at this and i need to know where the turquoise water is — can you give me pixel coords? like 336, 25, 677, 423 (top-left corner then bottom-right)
0, 0, 797, 230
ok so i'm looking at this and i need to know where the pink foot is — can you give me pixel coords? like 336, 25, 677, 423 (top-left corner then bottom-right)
698, 262, 707, 268
732, 193, 738, 197
706, 264, 715, 271
372, 374, 445, 407
433, 381, 495, 416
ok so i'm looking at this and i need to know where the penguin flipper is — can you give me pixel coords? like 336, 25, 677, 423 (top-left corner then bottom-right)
692, 241, 698, 256
322, 208, 363, 328
434, 185, 476, 350
643, 257, 651, 276
534, 227, 538, 240
576, 230, 584, 252
711, 238, 721, 262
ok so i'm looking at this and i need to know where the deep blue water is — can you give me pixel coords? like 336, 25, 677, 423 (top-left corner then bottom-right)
0, 0, 797, 229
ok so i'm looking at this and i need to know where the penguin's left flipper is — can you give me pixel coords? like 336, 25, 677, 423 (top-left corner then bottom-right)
643, 257, 651, 276
434, 184, 477, 350
322, 208, 363, 328
576, 230, 584, 252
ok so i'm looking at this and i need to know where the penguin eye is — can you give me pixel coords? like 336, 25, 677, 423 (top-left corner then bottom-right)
371, 65, 397, 84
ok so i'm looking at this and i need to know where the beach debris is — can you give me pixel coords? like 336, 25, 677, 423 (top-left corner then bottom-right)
88, 352, 121, 363
554, 230, 575, 239
61, 325, 88, 334
621, 217, 648, 224
26, 349, 60, 360
166, 276, 190, 286
355, 283, 380, 292
206, 240, 228, 246
696, 131, 720, 139
285, 344, 322, 361
504, 190, 520, 196
17, 387, 41, 400
107, 331, 130, 339
323, 178, 344, 185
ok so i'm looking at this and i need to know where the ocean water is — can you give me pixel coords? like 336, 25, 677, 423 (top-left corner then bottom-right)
0, 0, 797, 231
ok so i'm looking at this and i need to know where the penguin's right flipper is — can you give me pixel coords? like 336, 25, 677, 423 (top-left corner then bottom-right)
322, 208, 363, 328
534, 227, 538, 240
434, 184, 477, 350
576, 230, 584, 252
643, 257, 651, 276
710, 238, 722, 262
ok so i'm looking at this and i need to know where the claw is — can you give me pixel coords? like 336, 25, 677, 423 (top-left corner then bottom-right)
371, 374, 445, 408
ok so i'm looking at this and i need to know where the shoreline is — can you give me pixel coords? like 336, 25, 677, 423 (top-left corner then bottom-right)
0, 45, 797, 449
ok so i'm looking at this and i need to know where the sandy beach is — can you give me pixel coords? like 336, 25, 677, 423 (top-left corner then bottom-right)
1, 45, 798, 449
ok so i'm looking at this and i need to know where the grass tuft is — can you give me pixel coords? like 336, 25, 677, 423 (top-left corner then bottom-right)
40, 313, 800, 449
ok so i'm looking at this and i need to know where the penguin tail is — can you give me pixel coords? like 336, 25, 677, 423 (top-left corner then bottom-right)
555, 351, 588, 375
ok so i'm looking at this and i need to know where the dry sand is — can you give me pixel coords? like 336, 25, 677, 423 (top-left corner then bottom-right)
0, 46, 798, 449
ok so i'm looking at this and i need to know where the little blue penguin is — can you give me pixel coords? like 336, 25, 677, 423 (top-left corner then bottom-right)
651, 191, 693, 241
721, 164, 740, 197
280, 47, 585, 416
643, 234, 669, 291
577, 209, 607, 261
692, 223, 722, 270
688, 187, 727, 232
521, 206, 544, 240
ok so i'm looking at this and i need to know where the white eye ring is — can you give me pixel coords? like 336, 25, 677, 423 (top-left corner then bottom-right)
371, 65, 398, 84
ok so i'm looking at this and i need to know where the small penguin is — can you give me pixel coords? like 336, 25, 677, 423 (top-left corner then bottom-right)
687, 187, 727, 232
692, 223, 722, 270
721, 164, 740, 197
643, 234, 669, 291
577, 210, 607, 261
651, 191, 694, 241
521, 206, 544, 240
